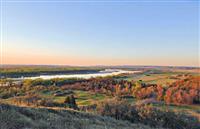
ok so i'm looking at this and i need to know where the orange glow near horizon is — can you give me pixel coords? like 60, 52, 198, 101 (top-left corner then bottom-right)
2, 42, 199, 67
2, 52, 199, 67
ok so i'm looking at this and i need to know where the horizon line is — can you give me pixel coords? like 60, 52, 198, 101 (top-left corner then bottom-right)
1, 63, 200, 68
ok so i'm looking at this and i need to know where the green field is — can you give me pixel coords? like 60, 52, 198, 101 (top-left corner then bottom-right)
123, 73, 186, 85
49, 90, 111, 106
34, 89, 111, 106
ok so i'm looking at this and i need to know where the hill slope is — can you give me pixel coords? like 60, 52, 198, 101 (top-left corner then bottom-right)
0, 103, 163, 129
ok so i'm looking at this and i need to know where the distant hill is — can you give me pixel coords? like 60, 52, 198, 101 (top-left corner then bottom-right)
0, 103, 163, 129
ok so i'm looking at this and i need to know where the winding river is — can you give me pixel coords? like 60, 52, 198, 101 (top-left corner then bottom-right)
13, 69, 140, 80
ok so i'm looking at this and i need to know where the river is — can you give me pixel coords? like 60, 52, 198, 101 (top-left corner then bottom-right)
12, 69, 140, 80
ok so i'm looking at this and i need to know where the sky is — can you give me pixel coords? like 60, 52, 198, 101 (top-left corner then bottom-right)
0, 0, 199, 66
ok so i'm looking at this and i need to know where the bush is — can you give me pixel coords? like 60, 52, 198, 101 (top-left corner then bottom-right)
96, 98, 134, 120
64, 95, 78, 110
96, 99, 200, 129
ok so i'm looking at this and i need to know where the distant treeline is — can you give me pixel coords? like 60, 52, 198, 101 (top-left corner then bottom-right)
0, 66, 103, 78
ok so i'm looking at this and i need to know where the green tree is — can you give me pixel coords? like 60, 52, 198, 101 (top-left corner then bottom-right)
64, 95, 78, 110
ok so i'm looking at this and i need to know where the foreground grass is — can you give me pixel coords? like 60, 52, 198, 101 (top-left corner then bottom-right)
0, 103, 163, 129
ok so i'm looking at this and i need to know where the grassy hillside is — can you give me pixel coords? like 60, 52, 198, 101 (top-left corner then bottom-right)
0, 103, 163, 129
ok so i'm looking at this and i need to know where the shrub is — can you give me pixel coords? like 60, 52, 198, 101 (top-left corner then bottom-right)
96, 99, 200, 129
64, 95, 78, 110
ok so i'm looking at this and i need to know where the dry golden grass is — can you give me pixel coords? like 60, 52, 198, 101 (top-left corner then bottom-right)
0, 102, 164, 129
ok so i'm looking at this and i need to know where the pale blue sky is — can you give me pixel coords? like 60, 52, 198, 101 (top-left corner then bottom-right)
1, 0, 199, 66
